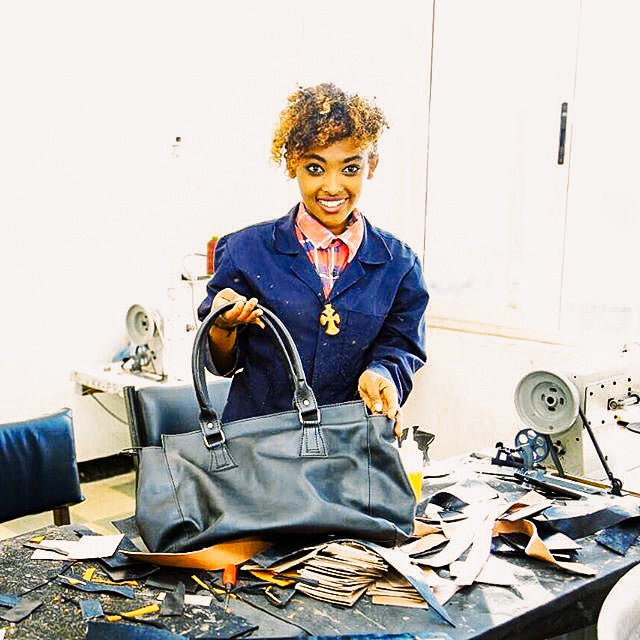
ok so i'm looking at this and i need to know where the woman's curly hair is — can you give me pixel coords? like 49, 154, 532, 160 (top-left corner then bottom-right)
272, 83, 389, 177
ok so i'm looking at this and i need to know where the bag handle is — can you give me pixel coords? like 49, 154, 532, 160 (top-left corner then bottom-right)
193, 303, 324, 454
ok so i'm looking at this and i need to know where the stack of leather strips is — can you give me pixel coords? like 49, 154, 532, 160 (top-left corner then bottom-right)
294, 542, 388, 606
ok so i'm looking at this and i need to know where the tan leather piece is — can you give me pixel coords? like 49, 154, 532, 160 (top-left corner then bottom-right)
123, 537, 271, 570
399, 532, 447, 556
412, 520, 442, 537
493, 519, 596, 576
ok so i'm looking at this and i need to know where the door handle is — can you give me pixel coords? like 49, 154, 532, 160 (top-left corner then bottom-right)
557, 102, 568, 165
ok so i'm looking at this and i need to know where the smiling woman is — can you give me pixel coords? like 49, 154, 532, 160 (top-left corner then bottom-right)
197, 82, 429, 438
274, 84, 386, 234
294, 138, 377, 235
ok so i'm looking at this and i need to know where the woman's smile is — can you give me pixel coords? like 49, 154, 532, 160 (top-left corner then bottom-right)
317, 197, 348, 213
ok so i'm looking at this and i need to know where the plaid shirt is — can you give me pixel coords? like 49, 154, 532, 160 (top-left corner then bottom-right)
295, 203, 364, 298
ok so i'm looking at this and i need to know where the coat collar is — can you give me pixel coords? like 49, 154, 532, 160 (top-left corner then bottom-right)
272, 204, 392, 265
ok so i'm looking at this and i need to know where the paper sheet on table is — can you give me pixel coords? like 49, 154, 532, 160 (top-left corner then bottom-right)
31, 534, 124, 560
123, 537, 271, 570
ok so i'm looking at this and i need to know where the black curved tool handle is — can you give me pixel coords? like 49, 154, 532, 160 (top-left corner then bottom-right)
192, 302, 320, 440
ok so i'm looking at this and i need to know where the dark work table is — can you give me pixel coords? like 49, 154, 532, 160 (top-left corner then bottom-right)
1, 469, 639, 639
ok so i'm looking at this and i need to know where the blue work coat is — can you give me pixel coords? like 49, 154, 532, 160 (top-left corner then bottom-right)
198, 205, 429, 423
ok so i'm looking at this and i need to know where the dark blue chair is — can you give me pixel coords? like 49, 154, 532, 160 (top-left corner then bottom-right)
0, 408, 83, 525
123, 379, 232, 449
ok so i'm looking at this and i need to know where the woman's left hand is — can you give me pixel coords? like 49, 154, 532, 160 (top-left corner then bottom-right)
358, 370, 403, 438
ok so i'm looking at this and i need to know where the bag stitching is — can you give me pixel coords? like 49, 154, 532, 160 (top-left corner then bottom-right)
161, 443, 188, 536
209, 443, 238, 472
222, 399, 366, 430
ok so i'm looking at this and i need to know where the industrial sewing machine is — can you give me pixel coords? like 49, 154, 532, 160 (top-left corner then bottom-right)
495, 348, 640, 496
124, 280, 207, 382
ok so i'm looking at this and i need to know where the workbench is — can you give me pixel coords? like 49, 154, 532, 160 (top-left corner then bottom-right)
1, 468, 639, 639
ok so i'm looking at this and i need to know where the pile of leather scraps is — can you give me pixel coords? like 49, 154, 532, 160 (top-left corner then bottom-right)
244, 476, 640, 628
294, 541, 388, 605
245, 538, 458, 626
414, 477, 640, 580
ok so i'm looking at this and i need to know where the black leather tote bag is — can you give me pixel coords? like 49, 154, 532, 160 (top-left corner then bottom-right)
135, 304, 416, 553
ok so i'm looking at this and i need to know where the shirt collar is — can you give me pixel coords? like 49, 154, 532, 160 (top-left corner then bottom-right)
295, 203, 364, 262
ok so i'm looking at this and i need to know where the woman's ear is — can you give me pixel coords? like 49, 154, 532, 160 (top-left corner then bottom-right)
367, 154, 379, 179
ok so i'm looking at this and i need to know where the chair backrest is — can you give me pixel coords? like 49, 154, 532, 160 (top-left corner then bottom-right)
0, 409, 83, 524
124, 379, 232, 448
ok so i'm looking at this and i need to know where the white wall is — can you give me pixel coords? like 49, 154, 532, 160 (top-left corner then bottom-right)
0, 2, 432, 445
403, 329, 590, 459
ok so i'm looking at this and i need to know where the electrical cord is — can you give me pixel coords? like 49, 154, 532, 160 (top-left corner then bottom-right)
90, 393, 129, 425
182, 252, 207, 327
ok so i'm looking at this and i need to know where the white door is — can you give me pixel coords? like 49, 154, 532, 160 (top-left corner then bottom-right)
424, 0, 581, 335
560, 0, 640, 345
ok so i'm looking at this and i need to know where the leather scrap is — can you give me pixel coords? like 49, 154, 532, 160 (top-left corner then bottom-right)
80, 599, 104, 620
58, 574, 135, 598
420, 492, 468, 514
415, 519, 475, 568
451, 500, 509, 586
145, 569, 211, 594
540, 531, 582, 551
540, 496, 640, 539
493, 520, 596, 576
0, 598, 42, 623
501, 492, 553, 522
412, 521, 442, 537
451, 555, 516, 587
86, 620, 182, 639
102, 563, 158, 582
0, 593, 20, 608
102, 536, 144, 569
247, 539, 325, 571
363, 541, 456, 627
123, 537, 270, 570
439, 477, 499, 504
368, 568, 458, 609
159, 582, 185, 616
400, 533, 448, 557
542, 506, 638, 538
595, 517, 640, 555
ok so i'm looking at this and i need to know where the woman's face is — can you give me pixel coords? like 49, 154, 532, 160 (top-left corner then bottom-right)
294, 137, 378, 235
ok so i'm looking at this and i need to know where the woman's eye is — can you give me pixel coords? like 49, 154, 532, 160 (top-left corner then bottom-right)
306, 164, 324, 176
343, 164, 361, 176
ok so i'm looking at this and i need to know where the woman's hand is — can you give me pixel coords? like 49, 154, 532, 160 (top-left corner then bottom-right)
211, 288, 265, 332
358, 369, 403, 437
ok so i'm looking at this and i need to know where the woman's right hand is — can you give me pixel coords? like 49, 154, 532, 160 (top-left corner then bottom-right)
210, 288, 265, 332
